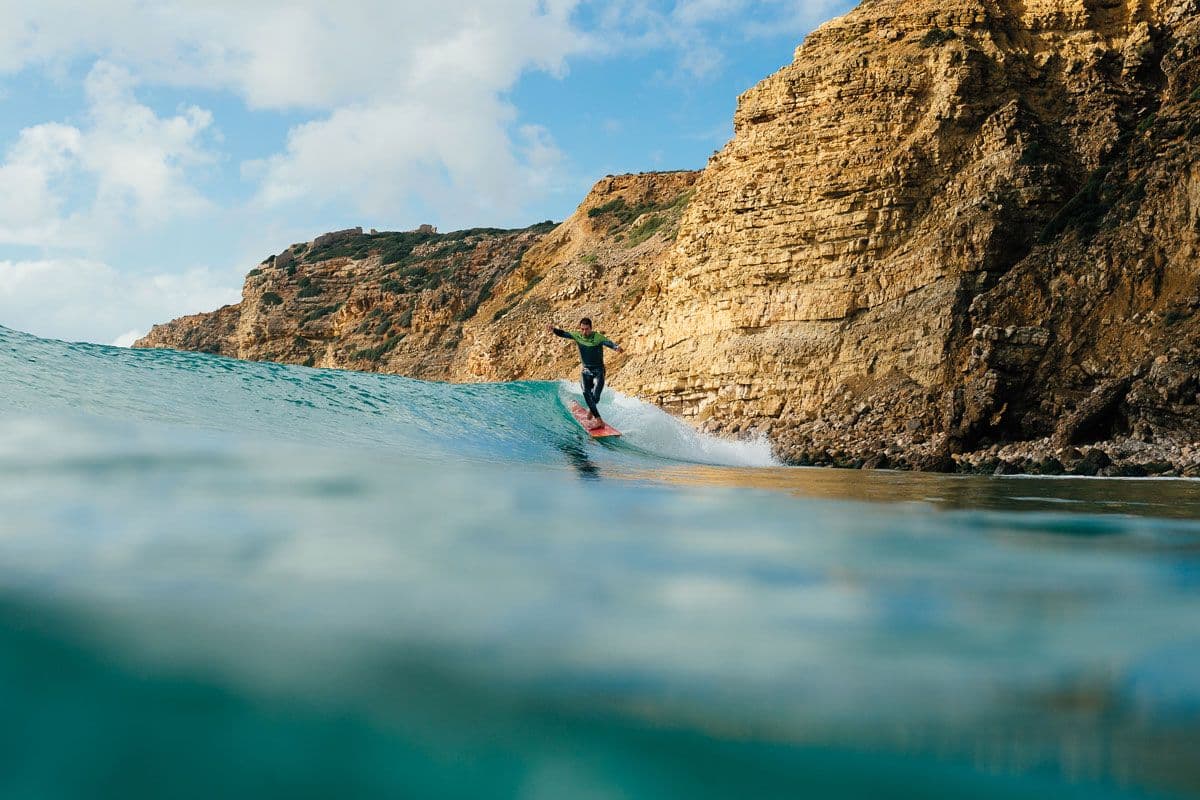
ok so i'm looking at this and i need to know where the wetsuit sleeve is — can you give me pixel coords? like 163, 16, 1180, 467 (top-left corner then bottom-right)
603, 339, 619, 349
552, 328, 573, 339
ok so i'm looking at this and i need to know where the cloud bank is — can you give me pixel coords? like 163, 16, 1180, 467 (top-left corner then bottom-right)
0, 0, 844, 344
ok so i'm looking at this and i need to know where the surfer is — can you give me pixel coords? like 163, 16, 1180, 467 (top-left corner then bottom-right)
546, 318, 622, 429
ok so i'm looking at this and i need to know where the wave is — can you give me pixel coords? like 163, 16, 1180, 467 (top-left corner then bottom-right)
0, 325, 774, 470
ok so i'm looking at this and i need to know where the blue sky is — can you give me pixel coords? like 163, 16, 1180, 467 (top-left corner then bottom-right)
0, 0, 853, 345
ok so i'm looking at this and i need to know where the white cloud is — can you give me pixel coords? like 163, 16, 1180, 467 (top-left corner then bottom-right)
0, 123, 82, 245
0, 258, 240, 344
0, 61, 214, 247
4, 1, 592, 230
81, 62, 214, 224
0, 1, 584, 110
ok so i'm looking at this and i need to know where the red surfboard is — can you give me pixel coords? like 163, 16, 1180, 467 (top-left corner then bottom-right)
569, 401, 621, 438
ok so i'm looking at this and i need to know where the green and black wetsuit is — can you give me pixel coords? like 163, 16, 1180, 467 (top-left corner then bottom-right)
552, 328, 619, 417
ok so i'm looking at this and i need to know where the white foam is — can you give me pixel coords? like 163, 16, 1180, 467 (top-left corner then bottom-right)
556, 381, 779, 467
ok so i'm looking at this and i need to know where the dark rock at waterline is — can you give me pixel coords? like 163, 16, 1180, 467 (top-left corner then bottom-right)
1103, 463, 1149, 478
911, 450, 956, 473
1072, 449, 1112, 476
861, 453, 891, 470
1033, 457, 1065, 476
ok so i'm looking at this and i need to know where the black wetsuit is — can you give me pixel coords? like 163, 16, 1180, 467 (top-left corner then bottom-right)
552, 328, 619, 417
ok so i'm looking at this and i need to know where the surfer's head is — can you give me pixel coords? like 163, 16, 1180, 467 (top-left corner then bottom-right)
580, 318, 593, 336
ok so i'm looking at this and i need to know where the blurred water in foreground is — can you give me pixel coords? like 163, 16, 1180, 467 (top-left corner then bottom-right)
2, 326, 1199, 799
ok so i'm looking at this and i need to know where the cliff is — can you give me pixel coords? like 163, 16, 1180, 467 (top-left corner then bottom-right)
137, 173, 700, 384
625, 0, 1200, 474
139, 0, 1200, 476
138, 223, 555, 378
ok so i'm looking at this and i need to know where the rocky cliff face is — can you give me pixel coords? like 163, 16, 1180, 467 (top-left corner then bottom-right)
138, 223, 555, 379
623, 0, 1200, 473
139, 0, 1200, 475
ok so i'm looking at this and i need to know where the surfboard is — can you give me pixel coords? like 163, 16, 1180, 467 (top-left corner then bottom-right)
569, 401, 621, 438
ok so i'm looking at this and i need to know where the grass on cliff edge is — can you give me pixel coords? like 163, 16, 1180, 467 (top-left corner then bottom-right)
587, 190, 693, 237
300, 222, 555, 267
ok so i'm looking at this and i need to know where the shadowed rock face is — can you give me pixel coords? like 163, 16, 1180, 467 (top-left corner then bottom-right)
140, 0, 1200, 474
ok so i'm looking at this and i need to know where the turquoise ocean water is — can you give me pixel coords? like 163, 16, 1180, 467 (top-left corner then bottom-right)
2, 324, 1199, 799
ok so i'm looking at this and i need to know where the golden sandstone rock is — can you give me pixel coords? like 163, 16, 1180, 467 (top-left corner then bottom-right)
139, 0, 1200, 474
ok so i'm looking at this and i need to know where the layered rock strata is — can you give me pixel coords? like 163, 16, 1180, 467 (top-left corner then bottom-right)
140, 0, 1200, 476
625, 0, 1200, 475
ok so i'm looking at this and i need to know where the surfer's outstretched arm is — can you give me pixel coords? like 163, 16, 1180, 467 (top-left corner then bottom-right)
547, 325, 573, 339
603, 338, 622, 352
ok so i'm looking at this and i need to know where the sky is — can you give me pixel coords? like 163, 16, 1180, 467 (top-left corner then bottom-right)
0, 0, 853, 346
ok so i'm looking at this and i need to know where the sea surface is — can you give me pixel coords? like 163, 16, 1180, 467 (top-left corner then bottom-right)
2, 324, 1199, 799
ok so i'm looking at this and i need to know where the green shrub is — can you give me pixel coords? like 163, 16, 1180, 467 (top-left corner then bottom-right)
1190, 86, 1200, 102
492, 304, 515, 322
374, 318, 392, 336
626, 214, 667, 246
398, 307, 414, 328
588, 198, 629, 219
247, 268, 263, 277
354, 334, 404, 362
456, 278, 495, 322
431, 239, 476, 259
580, 252, 599, 265
285, 264, 297, 277
921, 27, 957, 47
293, 335, 309, 348
293, 243, 307, 255
301, 304, 341, 324
1136, 113, 1157, 134
381, 279, 406, 294
296, 277, 322, 298
1039, 164, 1112, 244
260, 292, 284, 307
587, 189, 694, 231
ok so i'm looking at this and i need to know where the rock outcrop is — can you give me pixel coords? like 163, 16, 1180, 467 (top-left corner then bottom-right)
139, 0, 1200, 475
138, 222, 556, 379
